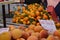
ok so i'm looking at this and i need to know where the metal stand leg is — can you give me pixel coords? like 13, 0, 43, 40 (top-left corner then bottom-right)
2, 5, 6, 28
8, 4, 10, 14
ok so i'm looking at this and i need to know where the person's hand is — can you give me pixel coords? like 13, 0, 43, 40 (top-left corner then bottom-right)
47, 6, 55, 13
47, 6, 59, 22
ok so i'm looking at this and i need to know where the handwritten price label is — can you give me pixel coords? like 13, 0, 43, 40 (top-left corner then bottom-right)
0, 28, 9, 34
39, 20, 56, 34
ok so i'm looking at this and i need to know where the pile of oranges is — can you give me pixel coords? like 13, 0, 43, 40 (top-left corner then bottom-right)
0, 25, 60, 40
12, 3, 52, 25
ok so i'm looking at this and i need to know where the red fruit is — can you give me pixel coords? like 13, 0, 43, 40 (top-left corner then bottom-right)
39, 30, 48, 38
21, 31, 30, 39
27, 36, 38, 40
53, 30, 60, 37
27, 30, 34, 35
54, 36, 60, 40
47, 35, 55, 40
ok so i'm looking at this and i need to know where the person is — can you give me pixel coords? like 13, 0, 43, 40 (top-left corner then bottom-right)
47, 0, 60, 22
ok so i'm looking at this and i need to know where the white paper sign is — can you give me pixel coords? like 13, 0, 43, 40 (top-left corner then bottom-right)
0, 28, 9, 34
39, 20, 56, 34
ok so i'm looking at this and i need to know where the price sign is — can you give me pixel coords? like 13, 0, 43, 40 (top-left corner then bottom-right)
39, 20, 56, 34
0, 28, 9, 34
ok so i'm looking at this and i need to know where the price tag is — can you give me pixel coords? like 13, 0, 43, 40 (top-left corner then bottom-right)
0, 28, 9, 34
39, 20, 56, 34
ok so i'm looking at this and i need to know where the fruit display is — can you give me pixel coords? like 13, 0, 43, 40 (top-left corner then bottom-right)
11, 3, 60, 28
0, 25, 60, 40
12, 3, 52, 25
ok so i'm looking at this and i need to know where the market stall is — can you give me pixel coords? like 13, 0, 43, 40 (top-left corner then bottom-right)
0, 0, 60, 40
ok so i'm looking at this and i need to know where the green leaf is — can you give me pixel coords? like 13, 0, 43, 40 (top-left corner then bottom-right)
24, 14, 28, 17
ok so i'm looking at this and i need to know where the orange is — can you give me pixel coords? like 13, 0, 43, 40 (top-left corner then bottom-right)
30, 13, 35, 17
17, 6, 20, 10
12, 18, 16, 23
36, 16, 41, 20
27, 21, 30, 25
38, 6, 44, 11
28, 15, 31, 18
23, 21, 27, 25
20, 19, 24, 22
32, 21, 36, 25
35, 11, 40, 16
26, 11, 30, 14
43, 14, 48, 19
30, 9, 33, 12
22, 10, 26, 13
16, 18, 19, 23
20, 14, 24, 19
15, 11, 20, 15
22, 6, 26, 10
23, 17, 29, 21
